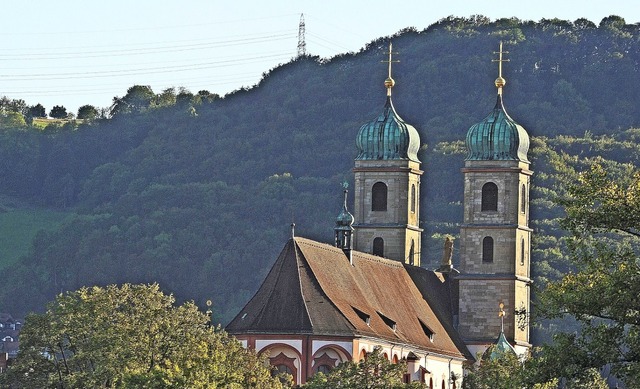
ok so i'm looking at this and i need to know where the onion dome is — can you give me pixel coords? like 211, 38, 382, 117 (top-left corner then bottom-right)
465, 94, 529, 162
465, 41, 529, 162
486, 302, 517, 360
335, 184, 354, 253
356, 42, 420, 163
355, 97, 421, 162
335, 183, 354, 230
335, 192, 354, 230
487, 331, 517, 360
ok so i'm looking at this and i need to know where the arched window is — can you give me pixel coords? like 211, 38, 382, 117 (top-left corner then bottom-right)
315, 364, 332, 374
409, 239, 415, 265
373, 237, 384, 257
268, 351, 298, 385
481, 182, 498, 211
273, 364, 293, 375
521, 183, 526, 213
521, 237, 525, 266
411, 184, 416, 213
429, 378, 433, 389
442, 379, 446, 389
482, 236, 494, 263
372, 182, 388, 211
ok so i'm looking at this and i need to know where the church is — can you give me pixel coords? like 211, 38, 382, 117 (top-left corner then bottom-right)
226, 43, 532, 387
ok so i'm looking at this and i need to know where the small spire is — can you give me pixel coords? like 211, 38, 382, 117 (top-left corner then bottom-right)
498, 301, 506, 333
492, 41, 509, 95
381, 42, 399, 97
291, 223, 295, 238
335, 182, 354, 264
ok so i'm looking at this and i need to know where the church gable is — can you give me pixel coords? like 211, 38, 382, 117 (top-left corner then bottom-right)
226, 238, 352, 335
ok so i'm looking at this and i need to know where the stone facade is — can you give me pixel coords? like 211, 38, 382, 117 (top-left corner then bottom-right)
458, 159, 532, 353
353, 159, 423, 265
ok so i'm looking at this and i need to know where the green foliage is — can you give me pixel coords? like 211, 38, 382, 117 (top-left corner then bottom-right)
462, 347, 527, 389
0, 207, 71, 270
0, 96, 27, 116
0, 111, 26, 128
304, 346, 424, 388
462, 347, 609, 388
77, 104, 99, 120
27, 103, 46, 118
110, 85, 156, 116
533, 161, 640, 387
0, 283, 284, 389
3, 18, 640, 335
49, 105, 68, 119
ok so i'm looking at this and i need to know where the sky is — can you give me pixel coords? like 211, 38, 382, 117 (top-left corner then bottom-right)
1, 0, 639, 115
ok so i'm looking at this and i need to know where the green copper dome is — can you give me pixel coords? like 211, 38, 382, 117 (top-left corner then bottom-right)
356, 97, 421, 162
488, 331, 517, 360
465, 94, 529, 162
335, 198, 354, 229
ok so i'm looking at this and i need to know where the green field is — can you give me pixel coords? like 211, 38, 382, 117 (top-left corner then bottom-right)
0, 207, 73, 269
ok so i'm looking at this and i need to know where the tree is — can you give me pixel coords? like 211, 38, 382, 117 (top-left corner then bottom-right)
537, 162, 640, 386
49, 105, 68, 119
462, 346, 609, 389
304, 346, 425, 388
0, 97, 27, 115
0, 111, 26, 128
27, 103, 46, 118
462, 347, 526, 389
110, 85, 155, 116
77, 104, 99, 120
1, 283, 286, 389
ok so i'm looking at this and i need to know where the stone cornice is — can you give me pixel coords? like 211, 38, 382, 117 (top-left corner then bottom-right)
455, 273, 532, 283
353, 166, 424, 175
353, 223, 423, 232
461, 166, 533, 176
460, 224, 533, 232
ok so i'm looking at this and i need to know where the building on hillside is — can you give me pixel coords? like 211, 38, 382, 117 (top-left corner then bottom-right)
0, 313, 21, 374
226, 42, 532, 387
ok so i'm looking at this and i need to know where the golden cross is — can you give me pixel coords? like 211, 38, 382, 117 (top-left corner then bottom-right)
381, 43, 399, 96
381, 42, 399, 79
492, 41, 510, 79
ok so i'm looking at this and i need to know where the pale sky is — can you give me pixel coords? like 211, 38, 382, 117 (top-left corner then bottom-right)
1, 0, 638, 114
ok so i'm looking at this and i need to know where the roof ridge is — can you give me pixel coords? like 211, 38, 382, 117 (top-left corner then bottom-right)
294, 237, 405, 269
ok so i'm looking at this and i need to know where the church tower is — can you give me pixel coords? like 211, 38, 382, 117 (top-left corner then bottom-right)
352, 44, 423, 266
457, 43, 532, 356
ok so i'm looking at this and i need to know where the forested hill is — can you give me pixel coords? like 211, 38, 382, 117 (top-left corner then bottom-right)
2, 16, 640, 325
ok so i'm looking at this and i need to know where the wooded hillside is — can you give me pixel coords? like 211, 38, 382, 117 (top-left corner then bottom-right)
1, 16, 640, 332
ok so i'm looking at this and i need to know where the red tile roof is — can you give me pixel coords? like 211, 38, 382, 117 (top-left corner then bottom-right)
227, 237, 470, 359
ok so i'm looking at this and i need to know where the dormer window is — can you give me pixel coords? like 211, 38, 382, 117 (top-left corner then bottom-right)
377, 311, 396, 331
352, 307, 370, 326
419, 319, 434, 341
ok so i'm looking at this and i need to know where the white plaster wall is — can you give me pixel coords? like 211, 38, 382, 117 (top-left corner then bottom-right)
312, 340, 353, 357
255, 339, 302, 354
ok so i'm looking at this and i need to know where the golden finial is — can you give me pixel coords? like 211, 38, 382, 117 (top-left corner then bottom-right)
381, 42, 399, 97
498, 302, 506, 332
492, 41, 510, 94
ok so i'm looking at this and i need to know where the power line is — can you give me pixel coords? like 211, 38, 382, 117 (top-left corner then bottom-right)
0, 34, 297, 61
0, 52, 294, 81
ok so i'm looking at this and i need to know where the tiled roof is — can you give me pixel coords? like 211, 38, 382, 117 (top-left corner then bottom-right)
227, 237, 469, 359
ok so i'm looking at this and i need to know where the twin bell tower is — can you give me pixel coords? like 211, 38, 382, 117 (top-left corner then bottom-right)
338, 42, 532, 356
